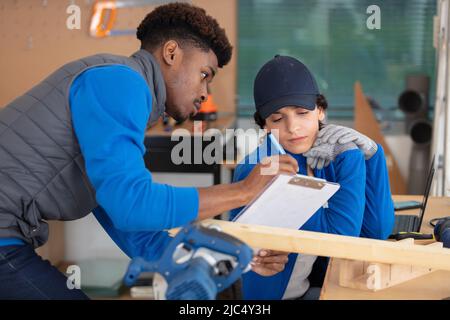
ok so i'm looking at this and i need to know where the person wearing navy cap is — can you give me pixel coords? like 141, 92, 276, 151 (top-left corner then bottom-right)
254, 55, 320, 119
230, 55, 394, 300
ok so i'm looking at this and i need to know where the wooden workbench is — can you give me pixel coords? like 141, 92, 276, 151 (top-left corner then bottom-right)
320, 195, 450, 300
60, 195, 450, 300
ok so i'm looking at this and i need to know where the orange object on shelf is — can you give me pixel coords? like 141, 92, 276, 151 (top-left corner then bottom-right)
90, 1, 118, 38
192, 94, 218, 121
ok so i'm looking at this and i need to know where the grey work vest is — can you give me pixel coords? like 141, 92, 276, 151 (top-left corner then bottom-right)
0, 49, 166, 248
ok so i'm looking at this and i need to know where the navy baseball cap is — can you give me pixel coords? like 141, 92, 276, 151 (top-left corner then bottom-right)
254, 55, 320, 119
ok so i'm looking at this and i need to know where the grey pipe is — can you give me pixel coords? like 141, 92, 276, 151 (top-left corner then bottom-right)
408, 120, 432, 194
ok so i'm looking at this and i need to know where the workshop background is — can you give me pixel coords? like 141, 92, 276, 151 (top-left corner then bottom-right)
1, 0, 447, 298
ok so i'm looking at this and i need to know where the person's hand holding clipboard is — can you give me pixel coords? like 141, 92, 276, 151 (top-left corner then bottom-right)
233, 133, 340, 231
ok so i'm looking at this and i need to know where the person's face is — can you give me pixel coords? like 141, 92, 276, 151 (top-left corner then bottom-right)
264, 106, 325, 154
158, 40, 218, 122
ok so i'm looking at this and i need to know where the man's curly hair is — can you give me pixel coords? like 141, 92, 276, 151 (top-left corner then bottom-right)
137, 2, 232, 68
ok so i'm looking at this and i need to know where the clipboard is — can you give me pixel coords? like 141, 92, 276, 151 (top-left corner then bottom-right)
232, 174, 340, 230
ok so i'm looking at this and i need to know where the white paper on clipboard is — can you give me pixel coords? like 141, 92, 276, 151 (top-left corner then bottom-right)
233, 174, 340, 230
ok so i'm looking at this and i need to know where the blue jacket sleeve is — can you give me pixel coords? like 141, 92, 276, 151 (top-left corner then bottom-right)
231, 150, 366, 237
70, 65, 199, 232
360, 145, 395, 239
302, 149, 366, 236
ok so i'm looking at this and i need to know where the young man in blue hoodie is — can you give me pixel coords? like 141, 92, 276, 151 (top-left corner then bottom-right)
230, 55, 394, 300
0, 3, 300, 300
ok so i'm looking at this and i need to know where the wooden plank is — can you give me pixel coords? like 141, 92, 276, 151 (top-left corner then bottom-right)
340, 258, 426, 293
321, 257, 450, 300
338, 244, 441, 292
176, 219, 450, 271
320, 196, 450, 299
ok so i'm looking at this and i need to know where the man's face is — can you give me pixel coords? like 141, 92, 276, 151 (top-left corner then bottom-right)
265, 106, 325, 154
163, 45, 218, 122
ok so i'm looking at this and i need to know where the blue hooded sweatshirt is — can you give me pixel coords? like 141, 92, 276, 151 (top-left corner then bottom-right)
229, 136, 394, 299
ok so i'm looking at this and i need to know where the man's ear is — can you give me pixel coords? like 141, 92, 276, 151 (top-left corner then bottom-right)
161, 40, 182, 66
317, 107, 325, 121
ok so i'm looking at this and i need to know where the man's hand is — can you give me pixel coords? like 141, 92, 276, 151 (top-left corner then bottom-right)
240, 154, 298, 203
251, 249, 289, 277
197, 155, 298, 220
303, 124, 378, 169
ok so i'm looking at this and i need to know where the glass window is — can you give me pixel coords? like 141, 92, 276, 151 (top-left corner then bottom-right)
238, 0, 436, 120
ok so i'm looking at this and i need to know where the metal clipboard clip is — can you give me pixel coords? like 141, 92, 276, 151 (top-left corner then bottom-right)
288, 176, 326, 190
288, 176, 330, 208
